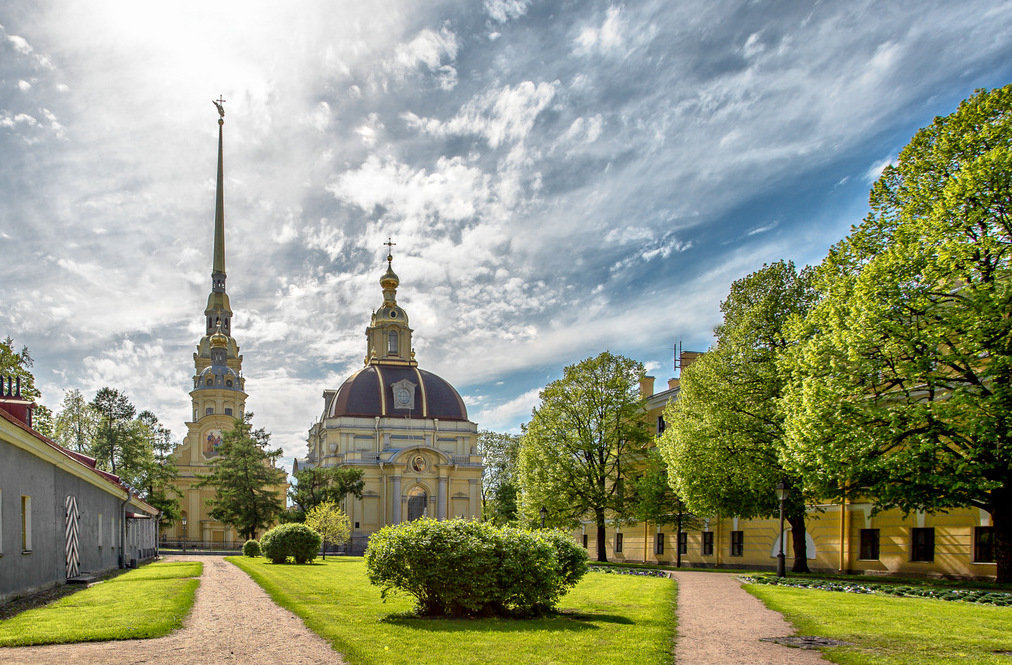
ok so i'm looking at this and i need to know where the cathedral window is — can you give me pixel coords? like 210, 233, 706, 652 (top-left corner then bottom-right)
225, 407, 233, 416
226, 379, 233, 387
206, 378, 213, 386
206, 407, 214, 416
388, 331, 398, 355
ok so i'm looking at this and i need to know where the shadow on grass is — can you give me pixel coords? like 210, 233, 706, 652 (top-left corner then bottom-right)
379, 609, 635, 632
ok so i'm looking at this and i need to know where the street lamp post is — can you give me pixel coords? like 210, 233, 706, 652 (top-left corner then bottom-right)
181, 516, 188, 555
540, 506, 547, 529
776, 481, 788, 577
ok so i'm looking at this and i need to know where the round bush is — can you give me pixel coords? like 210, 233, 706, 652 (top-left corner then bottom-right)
242, 539, 261, 557
364, 518, 587, 617
260, 523, 322, 564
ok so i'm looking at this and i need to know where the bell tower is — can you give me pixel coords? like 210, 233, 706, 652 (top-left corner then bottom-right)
365, 239, 415, 366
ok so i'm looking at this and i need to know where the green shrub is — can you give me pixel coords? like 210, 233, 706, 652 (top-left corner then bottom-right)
260, 523, 322, 564
243, 539, 261, 557
364, 518, 588, 618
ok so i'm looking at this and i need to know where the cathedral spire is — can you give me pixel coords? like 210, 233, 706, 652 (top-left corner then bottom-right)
203, 98, 233, 338
211, 96, 227, 292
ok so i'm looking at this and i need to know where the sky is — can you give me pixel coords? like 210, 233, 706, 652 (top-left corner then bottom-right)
1, 0, 1010, 472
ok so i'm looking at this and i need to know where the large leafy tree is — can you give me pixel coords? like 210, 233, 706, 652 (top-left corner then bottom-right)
781, 85, 1012, 581
288, 466, 365, 522
136, 410, 181, 527
478, 430, 521, 525
90, 387, 138, 475
660, 261, 816, 571
200, 413, 286, 541
517, 351, 650, 561
54, 389, 99, 453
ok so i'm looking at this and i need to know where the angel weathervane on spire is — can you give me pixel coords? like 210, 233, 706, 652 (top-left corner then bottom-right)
213, 95, 226, 119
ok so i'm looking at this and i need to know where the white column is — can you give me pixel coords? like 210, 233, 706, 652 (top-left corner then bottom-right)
438, 476, 447, 520
392, 475, 402, 524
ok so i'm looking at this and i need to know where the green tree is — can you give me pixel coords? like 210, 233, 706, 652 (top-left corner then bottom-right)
518, 351, 650, 562
54, 389, 99, 453
136, 410, 181, 527
90, 387, 137, 475
287, 466, 365, 521
660, 261, 816, 572
628, 448, 700, 567
199, 413, 285, 541
0, 336, 40, 401
478, 430, 521, 525
304, 501, 351, 559
32, 404, 55, 438
780, 85, 1012, 581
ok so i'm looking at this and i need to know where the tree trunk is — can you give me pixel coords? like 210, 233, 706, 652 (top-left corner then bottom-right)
994, 491, 1011, 584
596, 508, 608, 562
788, 513, 810, 573
676, 511, 683, 568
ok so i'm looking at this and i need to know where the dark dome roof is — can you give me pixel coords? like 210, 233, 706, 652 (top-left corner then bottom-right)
327, 365, 468, 421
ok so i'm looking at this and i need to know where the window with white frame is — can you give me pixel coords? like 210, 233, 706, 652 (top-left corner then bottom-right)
98, 512, 103, 548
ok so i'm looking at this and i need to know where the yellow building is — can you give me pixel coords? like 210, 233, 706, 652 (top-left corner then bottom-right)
163, 106, 285, 547
580, 349, 998, 580
296, 247, 483, 554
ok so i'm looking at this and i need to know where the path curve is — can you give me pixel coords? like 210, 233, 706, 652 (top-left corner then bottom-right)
0, 556, 346, 665
670, 570, 829, 665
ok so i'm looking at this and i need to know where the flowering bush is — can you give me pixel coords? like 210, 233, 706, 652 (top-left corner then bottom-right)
364, 518, 587, 617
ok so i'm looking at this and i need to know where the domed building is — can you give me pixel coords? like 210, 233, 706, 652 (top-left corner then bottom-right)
296, 247, 482, 553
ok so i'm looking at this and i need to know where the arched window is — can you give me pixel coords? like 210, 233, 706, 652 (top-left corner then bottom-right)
407, 486, 427, 521
388, 331, 399, 355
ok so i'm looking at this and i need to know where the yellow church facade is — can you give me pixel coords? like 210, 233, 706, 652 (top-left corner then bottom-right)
162, 107, 285, 547
296, 248, 483, 554
581, 350, 998, 580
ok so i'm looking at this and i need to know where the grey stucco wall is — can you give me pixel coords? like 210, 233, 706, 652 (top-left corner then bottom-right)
1, 440, 126, 602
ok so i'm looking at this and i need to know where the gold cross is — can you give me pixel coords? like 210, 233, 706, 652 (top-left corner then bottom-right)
384, 237, 396, 260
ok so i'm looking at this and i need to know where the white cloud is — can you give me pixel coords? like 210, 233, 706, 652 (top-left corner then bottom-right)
405, 80, 557, 149
388, 26, 459, 89
17, 79, 30, 91
865, 155, 897, 183
574, 6, 625, 55
484, 0, 530, 23
472, 387, 540, 431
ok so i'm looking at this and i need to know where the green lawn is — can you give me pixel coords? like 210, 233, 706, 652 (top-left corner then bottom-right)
228, 556, 675, 665
746, 583, 1012, 665
0, 561, 202, 646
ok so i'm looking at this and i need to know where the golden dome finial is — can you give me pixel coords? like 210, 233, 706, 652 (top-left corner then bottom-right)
210, 320, 228, 349
380, 237, 399, 296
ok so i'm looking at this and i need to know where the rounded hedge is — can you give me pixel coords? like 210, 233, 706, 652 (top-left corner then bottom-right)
242, 539, 261, 557
260, 523, 322, 564
364, 518, 587, 617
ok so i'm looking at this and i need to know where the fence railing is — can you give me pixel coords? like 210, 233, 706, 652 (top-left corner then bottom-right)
159, 539, 244, 552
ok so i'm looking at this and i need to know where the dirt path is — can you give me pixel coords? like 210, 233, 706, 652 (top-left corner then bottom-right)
670, 570, 829, 665
0, 556, 346, 665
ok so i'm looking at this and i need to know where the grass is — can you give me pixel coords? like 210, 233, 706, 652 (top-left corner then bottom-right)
746, 583, 1012, 665
227, 556, 675, 665
0, 560, 202, 646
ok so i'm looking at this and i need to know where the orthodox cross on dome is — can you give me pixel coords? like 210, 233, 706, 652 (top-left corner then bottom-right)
212, 95, 226, 119
384, 237, 396, 263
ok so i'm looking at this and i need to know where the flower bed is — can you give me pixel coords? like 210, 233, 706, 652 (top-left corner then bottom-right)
743, 576, 1012, 606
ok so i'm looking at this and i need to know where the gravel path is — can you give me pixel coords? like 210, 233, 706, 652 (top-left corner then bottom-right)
670, 570, 829, 665
0, 556, 346, 665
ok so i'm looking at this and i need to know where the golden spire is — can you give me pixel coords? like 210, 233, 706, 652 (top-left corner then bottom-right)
211, 96, 227, 285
